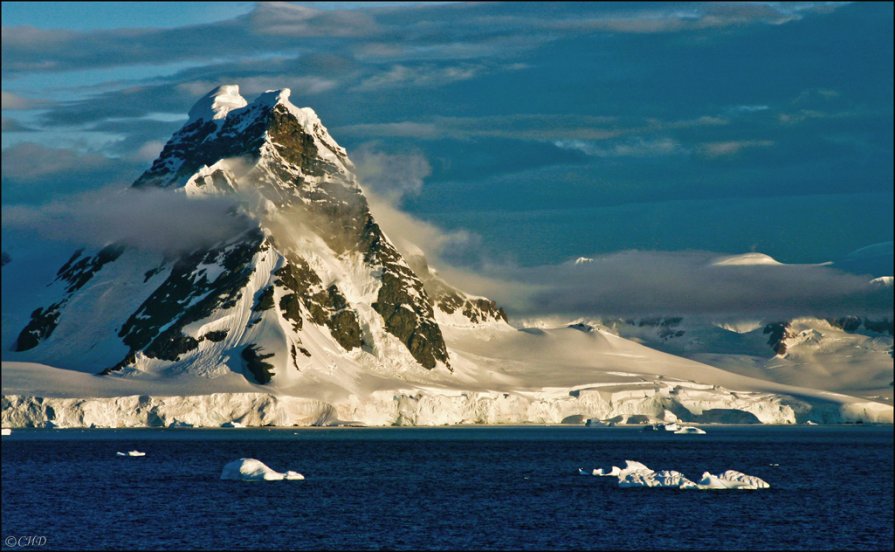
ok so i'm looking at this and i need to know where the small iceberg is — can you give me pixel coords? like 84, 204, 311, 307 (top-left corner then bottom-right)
805, 420, 818, 425
594, 465, 622, 477
1, 428, 11, 436
642, 422, 681, 432
220, 458, 304, 481
116, 450, 146, 457
674, 426, 706, 434
619, 468, 698, 489
697, 470, 770, 490
586, 460, 768, 490
220, 421, 245, 428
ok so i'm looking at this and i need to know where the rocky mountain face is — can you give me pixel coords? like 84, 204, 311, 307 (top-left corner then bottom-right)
12, 85, 506, 384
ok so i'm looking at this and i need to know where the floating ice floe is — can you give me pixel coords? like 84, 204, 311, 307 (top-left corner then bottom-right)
116, 450, 146, 457
220, 458, 305, 481
581, 460, 769, 490
220, 421, 245, 428
1, 428, 11, 436
643, 422, 682, 432
697, 470, 770, 489
594, 465, 622, 477
673, 426, 706, 434
619, 468, 698, 489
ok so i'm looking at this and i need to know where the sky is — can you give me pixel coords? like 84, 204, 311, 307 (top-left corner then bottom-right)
1, 1, 892, 321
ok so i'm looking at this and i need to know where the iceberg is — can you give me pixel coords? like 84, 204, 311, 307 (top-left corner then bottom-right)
674, 426, 706, 434
1, 428, 11, 436
589, 460, 769, 490
116, 450, 146, 457
697, 470, 770, 489
220, 421, 245, 428
619, 469, 698, 489
220, 458, 305, 481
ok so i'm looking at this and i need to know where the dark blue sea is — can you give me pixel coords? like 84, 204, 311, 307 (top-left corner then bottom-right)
2, 426, 892, 550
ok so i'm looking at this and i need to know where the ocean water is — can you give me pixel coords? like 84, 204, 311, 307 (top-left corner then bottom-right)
1, 426, 892, 550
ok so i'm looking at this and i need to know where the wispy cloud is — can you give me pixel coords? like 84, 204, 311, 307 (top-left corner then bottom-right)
248, 2, 380, 37
1, 142, 115, 181
1, 117, 35, 132
476, 250, 893, 320
1, 186, 252, 254
698, 140, 774, 157
554, 137, 684, 158
353, 63, 482, 92
1, 90, 45, 110
352, 144, 431, 203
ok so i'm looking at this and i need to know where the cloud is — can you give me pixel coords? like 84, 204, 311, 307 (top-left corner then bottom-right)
698, 140, 774, 157
178, 75, 339, 98
1, 90, 44, 110
475, 2, 848, 35
131, 140, 166, 162
554, 137, 684, 158
1, 117, 35, 132
248, 2, 380, 37
353, 63, 482, 92
352, 144, 431, 203
478, 250, 894, 320
1, 142, 115, 181
1, 186, 253, 254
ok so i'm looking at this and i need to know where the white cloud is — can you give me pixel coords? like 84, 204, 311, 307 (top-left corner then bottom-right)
477, 250, 894, 320
1, 90, 43, 110
1, 186, 252, 254
698, 140, 774, 157
554, 137, 683, 157
352, 144, 431, 203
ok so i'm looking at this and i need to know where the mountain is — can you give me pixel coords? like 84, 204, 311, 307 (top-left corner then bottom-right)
2, 84, 891, 427
10, 85, 505, 385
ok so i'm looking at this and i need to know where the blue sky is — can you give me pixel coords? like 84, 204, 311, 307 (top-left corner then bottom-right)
1, 2, 892, 319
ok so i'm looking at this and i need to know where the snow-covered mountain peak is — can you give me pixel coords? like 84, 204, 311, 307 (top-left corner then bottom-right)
187, 84, 248, 123
136, 83, 352, 189
254, 87, 293, 109
11, 82, 519, 386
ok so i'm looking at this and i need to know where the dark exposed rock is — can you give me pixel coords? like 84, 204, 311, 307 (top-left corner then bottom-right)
119, 229, 263, 361
56, 244, 125, 294
203, 330, 228, 342
13, 303, 63, 351
100, 350, 137, 375
241, 344, 275, 384
274, 257, 363, 351
763, 322, 794, 355
14, 244, 127, 351
829, 316, 893, 336
254, 286, 275, 312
